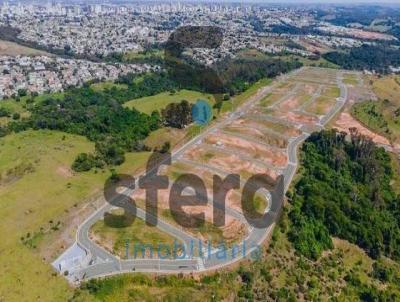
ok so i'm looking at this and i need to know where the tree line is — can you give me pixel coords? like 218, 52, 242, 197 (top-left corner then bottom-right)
323, 44, 400, 74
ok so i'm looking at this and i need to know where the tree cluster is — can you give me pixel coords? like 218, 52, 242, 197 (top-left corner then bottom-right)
161, 100, 192, 129
288, 129, 400, 261
323, 44, 400, 74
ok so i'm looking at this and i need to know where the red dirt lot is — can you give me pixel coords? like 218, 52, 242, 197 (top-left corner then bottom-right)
272, 110, 319, 125
197, 149, 276, 181
183, 144, 285, 172
223, 126, 288, 148
205, 131, 287, 166
232, 118, 301, 137
278, 95, 305, 111
333, 112, 391, 146
130, 185, 247, 244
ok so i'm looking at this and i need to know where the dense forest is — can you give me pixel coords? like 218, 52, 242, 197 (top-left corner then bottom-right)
323, 44, 400, 73
216, 57, 302, 96
288, 129, 400, 261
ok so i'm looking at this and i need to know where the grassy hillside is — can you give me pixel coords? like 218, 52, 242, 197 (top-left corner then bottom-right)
0, 130, 151, 301
123, 89, 215, 115
352, 75, 400, 144
0, 39, 51, 56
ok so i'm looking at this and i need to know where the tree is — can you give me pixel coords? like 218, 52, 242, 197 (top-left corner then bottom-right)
161, 100, 193, 129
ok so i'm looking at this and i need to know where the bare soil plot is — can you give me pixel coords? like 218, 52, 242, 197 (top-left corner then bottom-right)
343, 73, 359, 86
204, 131, 287, 166
291, 69, 338, 85
144, 161, 244, 213
321, 86, 341, 98
131, 188, 248, 246
220, 125, 288, 149
278, 93, 312, 112
271, 110, 319, 126
334, 112, 391, 146
302, 83, 320, 95
0, 39, 51, 56
305, 96, 336, 116
276, 81, 295, 90
182, 144, 280, 182
259, 93, 284, 107
89, 209, 183, 259
232, 117, 301, 137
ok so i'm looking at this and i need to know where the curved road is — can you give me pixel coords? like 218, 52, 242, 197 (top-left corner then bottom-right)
62, 68, 348, 282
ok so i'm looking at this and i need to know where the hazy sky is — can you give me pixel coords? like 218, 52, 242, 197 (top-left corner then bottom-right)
172, 0, 400, 3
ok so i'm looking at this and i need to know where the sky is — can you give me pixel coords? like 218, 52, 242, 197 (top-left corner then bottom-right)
128, 0, 400, 4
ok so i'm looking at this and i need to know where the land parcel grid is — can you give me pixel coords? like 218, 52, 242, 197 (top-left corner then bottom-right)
128, 161, 250, 248
75, 67, 346, 276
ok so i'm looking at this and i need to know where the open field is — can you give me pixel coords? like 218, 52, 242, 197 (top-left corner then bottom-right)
0, 39, 51, 56
144, 127, 187, 150
91, 81, 128, 91
306, 96, 336, 116
232, 116, 302, 138
123, 89, 215, 115
90, 209, 183, 259
350, 75, 400, 145
290, 68, 338, 85
270, 109, 319, 126
183, 144, 280, 181
222, 125, 289, 148
343, 73, 359, 86
0, 130, 152, 301
221, 78, 272, 112
207, 129, 288, 156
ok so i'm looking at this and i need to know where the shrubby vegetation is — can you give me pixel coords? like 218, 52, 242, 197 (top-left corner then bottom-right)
288, 129, 400, 261
323, 44, 400, 73
352, 100, 391, 136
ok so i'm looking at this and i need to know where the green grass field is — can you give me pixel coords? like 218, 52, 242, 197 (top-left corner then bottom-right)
90, 209, 182, 259
222, 78, 273, 112
91, 81, 128, 92
124, 89, 215, 115
343, 74, 359, 85
122, 49, 164, 61
351, 75, 400, 144
0, 130, 151, 301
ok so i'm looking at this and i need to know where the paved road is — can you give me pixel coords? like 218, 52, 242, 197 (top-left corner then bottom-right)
61, 67, 349, 282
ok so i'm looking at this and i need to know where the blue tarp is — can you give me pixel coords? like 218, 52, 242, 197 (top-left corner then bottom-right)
192, 99, 212, 125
